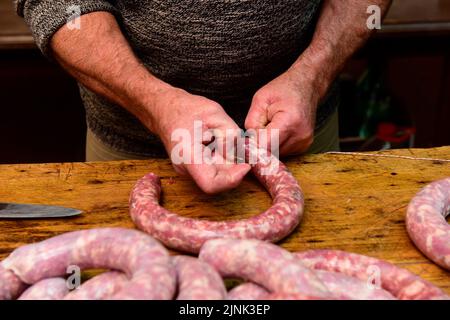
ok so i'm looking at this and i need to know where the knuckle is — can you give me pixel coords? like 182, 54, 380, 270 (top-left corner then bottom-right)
244, 117, 253, 129
200, 184, 219, 195
301, 132, 314, 146
251, 92, 265, 107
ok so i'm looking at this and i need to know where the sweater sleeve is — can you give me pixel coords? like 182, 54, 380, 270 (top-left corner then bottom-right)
14, 0, 120, 58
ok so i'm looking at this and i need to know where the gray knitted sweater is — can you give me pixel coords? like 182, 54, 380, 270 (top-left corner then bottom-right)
16, 0, 338, 157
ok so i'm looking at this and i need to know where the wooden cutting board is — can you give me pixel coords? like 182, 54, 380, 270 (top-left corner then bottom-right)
0, 147, 449, 294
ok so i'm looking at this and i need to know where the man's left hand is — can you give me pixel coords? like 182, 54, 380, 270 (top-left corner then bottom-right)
244, 69, 321, 156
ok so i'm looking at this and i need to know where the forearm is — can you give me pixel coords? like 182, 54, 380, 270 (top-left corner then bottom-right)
50, 11, 172, 133
289, 0, 392, 99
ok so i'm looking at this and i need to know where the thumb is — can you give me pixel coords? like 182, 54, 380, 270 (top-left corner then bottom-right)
264, 111, 290, 153
186, 161, 250, 194
245, 94, 269, 130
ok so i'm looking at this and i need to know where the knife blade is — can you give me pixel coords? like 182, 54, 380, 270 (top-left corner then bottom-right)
0, 202, 82, 219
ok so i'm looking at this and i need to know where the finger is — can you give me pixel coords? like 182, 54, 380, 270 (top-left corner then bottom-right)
263, 113, 291, 153
186, 161, 251, 194
204, 110, 242, 158
214, 161, 252, 189
211, 147, 251, 188
210, 127, 244, 163
245, 94, 270, 130
205, 110, 240, 132
184, 132, 262, 194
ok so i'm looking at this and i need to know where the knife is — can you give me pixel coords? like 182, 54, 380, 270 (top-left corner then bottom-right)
0, 202, 82, 219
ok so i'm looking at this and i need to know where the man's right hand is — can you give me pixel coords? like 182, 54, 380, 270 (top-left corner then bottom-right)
50, 11, 250, 194
147, 87, 251, 194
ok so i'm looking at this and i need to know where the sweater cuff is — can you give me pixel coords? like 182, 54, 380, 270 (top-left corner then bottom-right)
15, 0, 120, 58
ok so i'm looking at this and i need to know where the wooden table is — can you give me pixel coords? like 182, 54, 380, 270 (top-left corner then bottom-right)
0, 147, 449, 294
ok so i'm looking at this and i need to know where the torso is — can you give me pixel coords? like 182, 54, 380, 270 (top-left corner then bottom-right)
117, 0, 322, 106
83, 1, 339, 156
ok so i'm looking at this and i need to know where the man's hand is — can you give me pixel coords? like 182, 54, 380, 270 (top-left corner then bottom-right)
50, 12, 250, 194
150, 88, 251, 194
245, 69, 320, 156
245, 0, 392, 156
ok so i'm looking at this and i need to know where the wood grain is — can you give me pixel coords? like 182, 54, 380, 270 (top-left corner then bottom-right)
0, 147, 449, 294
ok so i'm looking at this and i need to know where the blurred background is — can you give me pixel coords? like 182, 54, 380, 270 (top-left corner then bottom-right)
0, 0, 449, 164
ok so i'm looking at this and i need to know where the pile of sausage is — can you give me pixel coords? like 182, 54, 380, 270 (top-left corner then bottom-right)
129, 142, 450, 272
0, 228, 226, 300
202, 238, 448, 300
0, 228, 175, 300
1, 139, 449, 300
0, 227, 448, 300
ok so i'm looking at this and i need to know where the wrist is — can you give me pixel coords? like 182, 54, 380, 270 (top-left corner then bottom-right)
288, 43, 337, 100
125, 67, 176, 133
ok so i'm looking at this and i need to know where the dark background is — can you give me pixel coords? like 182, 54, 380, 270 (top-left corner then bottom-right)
1, 0, 449, 164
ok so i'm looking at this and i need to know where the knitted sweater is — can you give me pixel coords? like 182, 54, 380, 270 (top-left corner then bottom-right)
16, 0, 338, 157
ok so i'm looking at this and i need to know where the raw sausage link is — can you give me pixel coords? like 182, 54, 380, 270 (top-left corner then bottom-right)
18, 278, 68, 300
313, 270, 395, 300
227, 283, 269, 300
227, 269, 395, 300
406, 177, 450, 270
130, 145, 304, 253
262, 292, 325, 300
199, 239, 330, 298
173, 255, 226, 300
1, 228, 176, 300
64, 271, 129, 300
0, 265, 26, 300
294, 250, 449, 300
